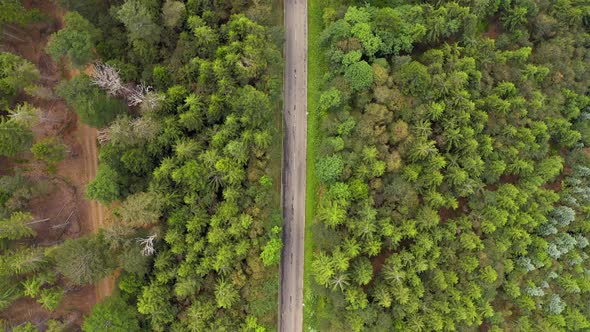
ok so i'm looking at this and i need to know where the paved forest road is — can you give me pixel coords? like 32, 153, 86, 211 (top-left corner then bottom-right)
280, 0, 308, 331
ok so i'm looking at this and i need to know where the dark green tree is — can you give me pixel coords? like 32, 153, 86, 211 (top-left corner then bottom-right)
45, 12, 100, 66
56, 75, 127, 128
0, 52, 39, 107
51, 235, 115, 285
344, 61, 374, 92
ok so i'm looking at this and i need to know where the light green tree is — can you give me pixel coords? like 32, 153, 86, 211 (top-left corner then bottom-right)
83, 295, 141, 332
0, 212, 35, 240
45, 12, 99, 66
0, 52, 39, 107
260, 232, 282, 266
344, 61, 374, 91
116, 191, 164, 227
162, 0, 185, 28
116, 0, 161, 45
215, 279, 239, 309
51, 236, 115, 285
31, 137, 67, 165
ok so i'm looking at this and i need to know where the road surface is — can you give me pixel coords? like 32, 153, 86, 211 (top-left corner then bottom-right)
77, 123, 114, 302
279, 0, 308, 331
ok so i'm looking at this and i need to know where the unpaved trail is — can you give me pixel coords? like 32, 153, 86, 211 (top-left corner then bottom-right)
0, 0, 115, 327
76, 123, 113, 302
19, 0, 115, 304
54, 3, 115, 303
279, 0, 307, 330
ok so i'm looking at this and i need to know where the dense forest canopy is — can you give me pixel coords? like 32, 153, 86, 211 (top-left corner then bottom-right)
309, 0, 590, 331
0, 54, 71, 330
3, 0, 590, 330
63, 0, 284, 330
1, 0, 283, 330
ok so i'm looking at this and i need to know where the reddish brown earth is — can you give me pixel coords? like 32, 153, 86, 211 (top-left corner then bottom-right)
0, 0, 113, 329
483, 20, 501, 39
439, 197, 469, 223
370, 249, 393, 278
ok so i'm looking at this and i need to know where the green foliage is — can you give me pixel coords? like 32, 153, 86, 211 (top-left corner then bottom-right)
0, 212, 34, 240
118, 272, 145, 296
41, 0, 286, 330
116, 0, 161, 45
119, 244, 151, 276
2, 247, 45, 276
0, 52, 39, 108
45, 320, 68, 332
137, 282, 176, 330
162, 0, 186, 28
316, 155, 344, 183
215, 279, 239, 309
344, 61, 373, 92
0, 281, 21, 311
116, 191, 164, 227
260, 226, 283, 267
56, 75, 127, 128
51, 235, 115, 285
12, 322, 38, 332
310, 0, 590, 330
319, 87, 342, 112
153, 65, 171, 90
0, 119, 33, 157
398, 60, 431, 95
86, 165, 122, 204
45, 12, 100, 67
56, 0, 109, 25
38, 287, 64, 311
352, 257, 373, 286
0, 0, 39, 26
31, 138, 67, 164
83, 295, 141, 332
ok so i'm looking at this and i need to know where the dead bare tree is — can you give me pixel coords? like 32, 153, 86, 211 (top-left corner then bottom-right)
51, 202, 68, 222
26, 218, 51, 226
97, 129, 110, 145
136, 234, 157, 256
25, 85, 58, 100
51, 210, 75, 229
139, 90, 165, 113
90, 62, 124, 96
8, 103, 39, 126
126, 83, 164, 111
98, 115, 161, 147
90, 63, 164, 111
132, 117, 160, 142
39, 106, 66, 126
108, 117, 134, 145
2, 30, 25, 42
126, 83, 150, 107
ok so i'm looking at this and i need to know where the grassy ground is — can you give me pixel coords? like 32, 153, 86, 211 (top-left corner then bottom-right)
304, 0, 325, 330
269, 1, 284, 330
270, 0, 284, 214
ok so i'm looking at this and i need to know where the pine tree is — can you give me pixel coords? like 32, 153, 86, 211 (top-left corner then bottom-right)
0, 212, 35, 240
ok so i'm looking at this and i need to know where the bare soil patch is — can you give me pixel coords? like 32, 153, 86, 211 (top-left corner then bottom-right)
483, 19, 501, 39
370, 249, 393, 277
0, 0, 113, 328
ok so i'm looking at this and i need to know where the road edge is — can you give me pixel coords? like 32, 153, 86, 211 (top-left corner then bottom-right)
303, 0, 323, 329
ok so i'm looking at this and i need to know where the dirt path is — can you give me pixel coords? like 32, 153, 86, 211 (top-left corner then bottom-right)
13, 0, 114, 306
279, 0, 308, 330
76, 123, 113, 301
55, 10, 114, 303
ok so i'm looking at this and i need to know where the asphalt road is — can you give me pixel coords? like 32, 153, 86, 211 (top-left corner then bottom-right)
279, 0, 308, 331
